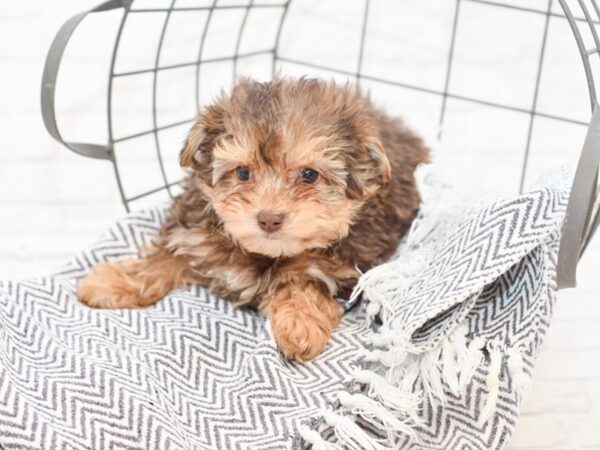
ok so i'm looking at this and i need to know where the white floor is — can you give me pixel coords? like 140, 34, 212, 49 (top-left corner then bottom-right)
0, 0, 598, 448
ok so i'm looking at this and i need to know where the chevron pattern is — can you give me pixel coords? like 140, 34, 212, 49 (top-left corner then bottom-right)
389, 243, 559, 450
0, 208, 369, 449
375, 182, 569, 351
0, 169, 575, 450
326, 169, 573, 450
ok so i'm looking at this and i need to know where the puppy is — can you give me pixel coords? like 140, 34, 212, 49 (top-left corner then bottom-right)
78, 77, 429, 361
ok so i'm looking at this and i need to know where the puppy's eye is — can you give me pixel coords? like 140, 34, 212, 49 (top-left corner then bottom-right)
236, 166, 251, 181
300, 168, 319, 184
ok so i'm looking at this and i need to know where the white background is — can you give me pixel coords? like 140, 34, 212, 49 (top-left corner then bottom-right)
0, 0, 598, 447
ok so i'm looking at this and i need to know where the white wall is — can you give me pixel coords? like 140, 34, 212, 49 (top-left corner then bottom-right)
0, 0, 593, 278
0, 2, 599, 445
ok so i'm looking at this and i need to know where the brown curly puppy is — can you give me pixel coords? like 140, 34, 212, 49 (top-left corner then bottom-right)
78, 77, 429, 361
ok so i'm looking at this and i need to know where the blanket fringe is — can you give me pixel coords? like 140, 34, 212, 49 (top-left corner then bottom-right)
337, 392, 419, 440
299, 427, 342, 450
301, 158, 535, 448
353, 369, 421, 415
479, 344, 503, 425
304, 323, 535, 447
349, 161, 446, 323
308, 323, 491, 448
321, 410, 392, 450
459, 336, 486, 388
366, 324, 485, 403
507, 346, 531, 400
479, 343, 531, 426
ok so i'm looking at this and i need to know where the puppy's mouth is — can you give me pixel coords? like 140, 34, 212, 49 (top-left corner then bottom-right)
236, 231, 303, 258
262, 230, 282, 240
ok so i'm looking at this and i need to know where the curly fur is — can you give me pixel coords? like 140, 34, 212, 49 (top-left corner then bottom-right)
78, 77, 429, 361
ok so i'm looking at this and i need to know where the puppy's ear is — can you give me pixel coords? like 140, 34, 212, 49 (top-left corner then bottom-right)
346, 137, 391, 199
365, 137, 391, 183
180, 120, 207, 168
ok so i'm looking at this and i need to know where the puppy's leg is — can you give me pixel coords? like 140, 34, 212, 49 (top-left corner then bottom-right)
78, 248, 192, 309
268, 284, 342, 362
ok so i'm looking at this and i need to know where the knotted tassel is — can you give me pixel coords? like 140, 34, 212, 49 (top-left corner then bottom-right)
417, 345, 445, 405
353, 369, 421, 418
507, 346, 531, 400
361, 348, 408, 368
364, 288, 388, 319
441, 331, 460, 394
321, 410, 391, 450
363, 331, 396, 348
338, 392, 418, 439
479, 345, 503, 425
299, 427, 342, 450
458, 336, 485, 389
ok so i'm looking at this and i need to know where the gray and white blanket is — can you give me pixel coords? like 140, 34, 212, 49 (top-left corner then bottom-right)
0, 165, 572, 449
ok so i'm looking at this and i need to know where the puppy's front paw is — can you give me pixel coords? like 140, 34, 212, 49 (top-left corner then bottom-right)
269, 285, 342, 362
77, 261, 151, 309
271, 311, 330, 361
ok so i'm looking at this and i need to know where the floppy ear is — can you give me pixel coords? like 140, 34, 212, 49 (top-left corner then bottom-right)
346, 137, 391, 199
180, 120, 207, 168
365, 137, 391, 183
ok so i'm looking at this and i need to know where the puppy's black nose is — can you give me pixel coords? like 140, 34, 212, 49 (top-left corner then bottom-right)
257, 211, 284, 233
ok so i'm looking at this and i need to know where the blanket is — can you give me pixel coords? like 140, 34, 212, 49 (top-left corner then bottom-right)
0, 165, 572, 450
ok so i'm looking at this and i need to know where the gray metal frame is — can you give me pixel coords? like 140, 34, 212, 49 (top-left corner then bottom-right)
41, 0, 600, 289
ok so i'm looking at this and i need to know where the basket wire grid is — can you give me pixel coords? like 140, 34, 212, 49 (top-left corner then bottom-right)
41, 0, 600, 288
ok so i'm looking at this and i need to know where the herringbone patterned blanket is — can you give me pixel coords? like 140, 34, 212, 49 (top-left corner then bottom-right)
0, 166, 572, 449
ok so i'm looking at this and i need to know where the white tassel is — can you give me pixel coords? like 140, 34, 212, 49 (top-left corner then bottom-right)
362, 348, 408, 368
321, 410, 392, 450
441, 332, 460, 394
441, 327, 488, 396
452, 325, 469, 364
352, 249, 428, 325
299, 427, 342, 450
417, 345, 446, 404
363, 331, 396, 348
507, 347, 531, 400
338, 392, 418, 440
392, 353, 420, 391
479, 346, 503, 425
353, 369, 421, 416
365, 298, 382, 318
458, 336, 485, 389
364, 323, 488, 408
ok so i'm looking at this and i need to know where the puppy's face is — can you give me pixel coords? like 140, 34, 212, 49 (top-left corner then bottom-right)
181, 78, 390, 258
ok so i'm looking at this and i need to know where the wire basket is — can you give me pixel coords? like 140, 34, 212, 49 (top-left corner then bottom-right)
41, 0, 600, 287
